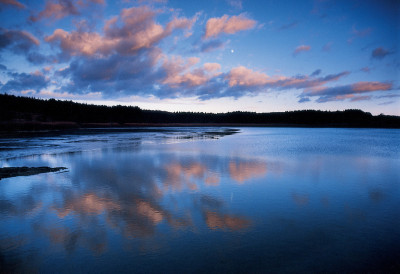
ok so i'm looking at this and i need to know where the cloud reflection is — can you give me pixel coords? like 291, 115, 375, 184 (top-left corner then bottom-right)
0, 149, 276, 262
52, 193, 121, 218
204, 210, 251, 231
229, 160, 267, 183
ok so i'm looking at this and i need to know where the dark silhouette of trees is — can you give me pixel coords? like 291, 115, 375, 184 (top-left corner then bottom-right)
0, 94, 399, 129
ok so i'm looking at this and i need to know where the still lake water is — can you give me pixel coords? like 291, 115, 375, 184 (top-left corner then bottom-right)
0, 127, 399, 273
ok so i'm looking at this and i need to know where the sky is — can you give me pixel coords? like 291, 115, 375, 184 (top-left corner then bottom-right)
0, 0, 399, 115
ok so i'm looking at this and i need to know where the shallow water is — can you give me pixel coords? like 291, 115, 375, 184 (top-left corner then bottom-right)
0, 127, 399, 273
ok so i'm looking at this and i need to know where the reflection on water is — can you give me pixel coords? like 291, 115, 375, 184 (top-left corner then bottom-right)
228, 160, 268, 183
204, 211, 251, 231
0, 127, 399, 272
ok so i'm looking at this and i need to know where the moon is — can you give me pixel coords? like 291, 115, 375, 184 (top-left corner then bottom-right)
231, 49, 234, 53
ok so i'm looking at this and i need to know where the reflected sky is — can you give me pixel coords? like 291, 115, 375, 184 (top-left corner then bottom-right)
0, 128, 399, 272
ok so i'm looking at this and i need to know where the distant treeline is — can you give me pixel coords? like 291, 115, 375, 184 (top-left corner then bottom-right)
1, 94, 399, 129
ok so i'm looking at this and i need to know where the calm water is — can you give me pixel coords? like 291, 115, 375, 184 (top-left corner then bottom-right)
0, 127, 399, 273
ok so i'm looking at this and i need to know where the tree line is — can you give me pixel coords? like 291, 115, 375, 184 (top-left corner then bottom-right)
1, 94, 399, 129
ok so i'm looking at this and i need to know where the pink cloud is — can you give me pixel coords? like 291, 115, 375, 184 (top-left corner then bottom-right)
221, 65, 391, 103
45, 6, 196, 57
162, 56, 221, 88
0, 0, 26, 9
203, 63, 221, 72
225, 66, 348, 91
204, 14, 256, 39
30, 0, 79, 22
226, 66, 285, 87
30, 0, 104, 22
302, 81, 392, 103
19, 30, 40, 45
293, 45, 311, 55
352, 81, 392, 92
45, 29, 115, 56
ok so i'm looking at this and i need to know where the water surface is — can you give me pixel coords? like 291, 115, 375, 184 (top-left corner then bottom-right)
1, 127, 399, 273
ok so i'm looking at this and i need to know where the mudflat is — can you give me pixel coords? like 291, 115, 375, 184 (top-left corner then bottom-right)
0, 166, 67, 180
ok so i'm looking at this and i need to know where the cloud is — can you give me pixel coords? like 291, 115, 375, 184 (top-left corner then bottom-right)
203, 63, 221, 72
0, 28, 56, 64
293, 45, 310, 56
378, 101, 396, 106
311, 69, 321, 77
204, 14, 256, 39
301, 81, 392, 103
26, 52, 56, 64
371, 47, 393, 59
46, 6, 196, 58
57, 49, 222, 100
58, 48, 164, 97
52, 49, 356, 102
226, 66, 281, 87
298, 97, 310, 103
0, 0, 26, 9
16, 4, 389, 105
352, 81, 392, 92
30, 0, 80, 22
45, 29, 114, 57
41, 6, 201, 99
225, 66, 349, 91
185, 67, 349, 100
162, 56, 206, 87
29, 0, 105, 22
376, 94, 400, 99
0, 64, 7, 70
161, 56, 222, 93
0, 29, 40, 53
349, 95, 372, 102
1, 71, 50, 93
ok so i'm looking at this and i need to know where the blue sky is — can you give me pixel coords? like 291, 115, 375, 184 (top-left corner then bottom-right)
0, 0, 399, 114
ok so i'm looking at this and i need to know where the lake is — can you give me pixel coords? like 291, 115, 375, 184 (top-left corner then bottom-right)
0, 127, 399, 273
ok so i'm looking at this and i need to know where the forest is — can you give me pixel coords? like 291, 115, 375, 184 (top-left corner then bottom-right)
1, 94, 399, 130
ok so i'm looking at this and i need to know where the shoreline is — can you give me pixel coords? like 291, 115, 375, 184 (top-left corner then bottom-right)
0, 121, 400, 132
1, 121, 400, 132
